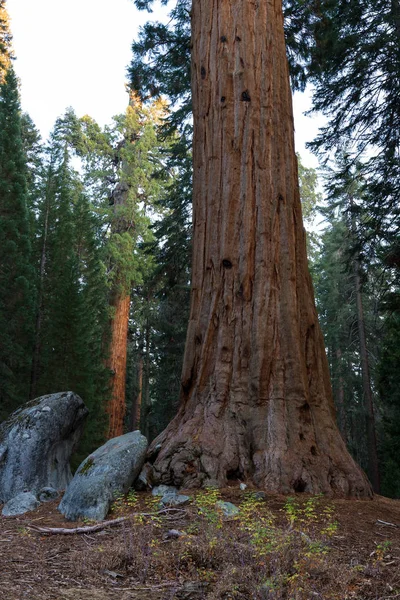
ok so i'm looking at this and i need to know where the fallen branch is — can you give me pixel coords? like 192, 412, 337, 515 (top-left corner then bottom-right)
28, 508, 187, 535
376, 519, 398, 528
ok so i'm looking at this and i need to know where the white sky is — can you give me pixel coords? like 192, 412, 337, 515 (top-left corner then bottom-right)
7, 0, 324, 169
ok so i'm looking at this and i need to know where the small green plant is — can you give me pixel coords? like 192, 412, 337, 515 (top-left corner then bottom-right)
320, 504, 338, 537
194, 488, 222, 527
17, 526, 29, 535
125, 489, 138, 507
111, 488, 138, 513
374, 540, 391, 563
283, 494, 337, 541
284, 496, 298, 526
239, 493, 279, 557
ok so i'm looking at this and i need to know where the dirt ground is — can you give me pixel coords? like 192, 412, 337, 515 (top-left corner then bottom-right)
1, 489, 399, 600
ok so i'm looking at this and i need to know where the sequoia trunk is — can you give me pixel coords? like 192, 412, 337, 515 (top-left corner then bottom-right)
106, 292, 130, 438
149, 0, 371, 496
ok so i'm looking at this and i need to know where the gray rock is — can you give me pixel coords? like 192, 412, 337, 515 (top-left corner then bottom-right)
0, 392, 88, 504
58, 431, 148, 521
152, 484, 178, 497
38, 487, 59, 502
2, 491, 40, 516
215, 500, 240, 517
164, 529, 187, 539
160, 493, 190, 507
253, 491, 268, 501
176, 581, 210, 599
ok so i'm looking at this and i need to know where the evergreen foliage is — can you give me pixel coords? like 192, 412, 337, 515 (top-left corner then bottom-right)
0, 67, 35, 419
308, 0, 400, 258
378, 312, 400, 497
29, 113, 110, 460
0, 0, 13, 83
311, 157, 400, 491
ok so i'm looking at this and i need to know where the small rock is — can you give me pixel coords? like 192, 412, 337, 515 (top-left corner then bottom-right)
253, 491, 267, 501
38, 487, 59, 502
176, 581, 210, 599
164, 529, 187, 539
2, 491, 40, 516
215, 500, 240, 517
41, 406, 51, 413
161, 493, 190, 507
152, 485, 177, 497
103, 569, 124, 579
239, 483, 247, 491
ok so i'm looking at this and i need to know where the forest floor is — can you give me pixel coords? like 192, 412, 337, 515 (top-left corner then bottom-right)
1, 487, 400, 600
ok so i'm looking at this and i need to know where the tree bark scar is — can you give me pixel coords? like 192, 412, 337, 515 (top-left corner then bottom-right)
201, 66, 206, 79
222, 259, 233, 269
241, 90, 251, 102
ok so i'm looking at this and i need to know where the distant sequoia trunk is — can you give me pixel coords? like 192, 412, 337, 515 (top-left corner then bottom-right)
106, 291, 130, 438
106, 181, 131, 439
149, 0, 372, 496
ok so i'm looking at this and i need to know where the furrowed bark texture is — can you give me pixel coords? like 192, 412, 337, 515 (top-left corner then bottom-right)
106, 292, 130, 438
150, 0, 372, 496
105, 178, 132, 439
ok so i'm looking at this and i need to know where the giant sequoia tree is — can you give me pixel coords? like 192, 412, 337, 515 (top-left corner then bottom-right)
147, 0, 371, 496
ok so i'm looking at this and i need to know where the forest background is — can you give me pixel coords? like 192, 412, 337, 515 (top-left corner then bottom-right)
0, 0, 399, 497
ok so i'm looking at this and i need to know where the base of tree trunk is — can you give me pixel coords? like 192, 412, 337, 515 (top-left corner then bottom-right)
148, 401, 372, 497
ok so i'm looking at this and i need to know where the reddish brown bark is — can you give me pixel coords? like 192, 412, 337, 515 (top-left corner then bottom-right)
106, 293, 130, 438
149, 0, 371, 496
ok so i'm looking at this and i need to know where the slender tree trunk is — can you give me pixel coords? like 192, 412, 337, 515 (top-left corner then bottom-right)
143, 318, 151, 440
30, 176, 53, 399
106, 292, 130, 438
149, 0, 371, 496
334, 347, 348, 445
131, 354, 143, 431
353, 257, 381, 492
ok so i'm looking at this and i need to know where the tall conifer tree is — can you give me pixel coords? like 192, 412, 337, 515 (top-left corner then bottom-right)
139, 0, 371, 495
0, 0, 13, 83
0, 67, 34, 418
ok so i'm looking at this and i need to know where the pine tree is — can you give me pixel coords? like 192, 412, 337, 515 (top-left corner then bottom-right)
30, 113, 110, 458
0, 0, 13, 83
312, 156, 383, 491
69, 100, 173, 439
308, 0, 400, 257
378, 311, 400, 497
0, 67, 35, 419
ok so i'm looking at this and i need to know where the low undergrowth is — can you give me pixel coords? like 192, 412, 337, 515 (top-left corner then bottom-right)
73, 489, 397, 599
